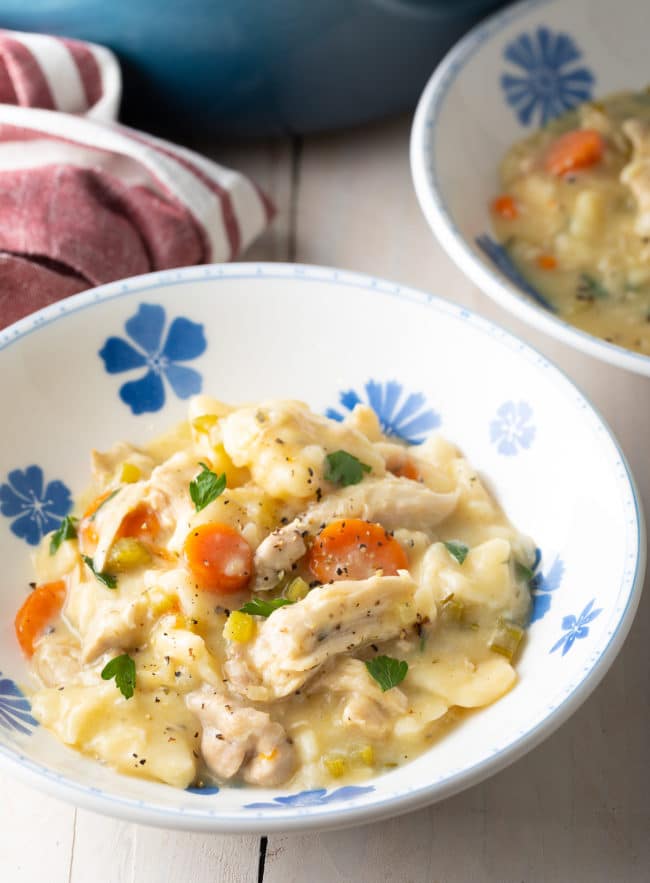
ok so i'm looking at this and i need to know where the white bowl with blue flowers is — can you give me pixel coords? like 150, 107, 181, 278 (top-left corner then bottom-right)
0, 263, 644, 832
411, 0, 650, 377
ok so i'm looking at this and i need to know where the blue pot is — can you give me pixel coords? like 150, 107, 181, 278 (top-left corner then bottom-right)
0, 0, 507, 135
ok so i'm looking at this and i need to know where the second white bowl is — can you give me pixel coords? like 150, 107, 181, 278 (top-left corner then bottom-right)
411, 0, 650, 376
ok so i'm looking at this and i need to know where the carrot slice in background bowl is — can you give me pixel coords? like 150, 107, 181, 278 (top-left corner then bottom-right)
544, 129, 605, 177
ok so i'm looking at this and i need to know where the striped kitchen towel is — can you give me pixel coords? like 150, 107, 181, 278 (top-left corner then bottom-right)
0, 29, 273, 328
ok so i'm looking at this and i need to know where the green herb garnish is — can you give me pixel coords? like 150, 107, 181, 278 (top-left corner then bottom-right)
82, 554, 117, 589
324, 450, 371, 487
189, 462, 227, 512
49, 515, 78, 555
577, 273, 609, 300
443, 540, 469, 565
515, 561, 535, 583
239, 597, 294, 617
89, 489, 120, 521
101, 653, 136, 699
365, 655, 408, 692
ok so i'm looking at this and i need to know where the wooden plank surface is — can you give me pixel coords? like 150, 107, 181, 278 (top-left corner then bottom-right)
3, 115, 648, 883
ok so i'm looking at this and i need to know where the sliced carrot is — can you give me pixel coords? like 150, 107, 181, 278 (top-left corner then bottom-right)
80, 489, 117, 550
536, 253, 558, 271
116, 504, 161, 542
82, 489, 115, 519
491, 195, 518, 220
184, 523, 253, 594
544, 129, 604, 177
389, 458, 421, 482
15, 580, 66, 657
308, 519, 408, 583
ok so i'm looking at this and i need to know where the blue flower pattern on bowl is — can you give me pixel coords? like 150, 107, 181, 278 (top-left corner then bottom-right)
99, 303, 207, 415
327, 380, 440, 444
490, 401, 535, 455
0, 673, 38, 736
530, 555, 564, 624
0, 466, 72, 546
244, 785, 375, 810
501, 27, 595, 127
475, 235, 555, 312
186, 785, 220, 796
550, 599, 602, 656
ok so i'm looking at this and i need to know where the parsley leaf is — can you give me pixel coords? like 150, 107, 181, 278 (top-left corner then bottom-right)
101, 654, 136, 699
365, 655, 408, 692
515, 561, 535, 583
444, 540, 469, 565
190, 462, 227, 512
82, 555, 117, 589
324, 450, 371, 487
49, 515, 78, 555
239, 597, 294, 617
89, 489, 120, 521
577, 273, 609, 300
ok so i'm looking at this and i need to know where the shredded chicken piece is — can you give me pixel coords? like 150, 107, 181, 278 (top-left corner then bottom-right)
621, 118, 650, 236
143, 452, 201, 551
80, 588, 173, 662
187, 688, 295, 786
91, 442, 155, 486
91, 482, 148, 572
225, 572, 418, 701
308, 658, 408, 738
90, 451, 199, 571
254, 476, 457, 588
375, 441, 456, 493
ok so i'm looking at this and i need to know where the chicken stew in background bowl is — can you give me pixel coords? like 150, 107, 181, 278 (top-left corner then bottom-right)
411, 0, 650, 375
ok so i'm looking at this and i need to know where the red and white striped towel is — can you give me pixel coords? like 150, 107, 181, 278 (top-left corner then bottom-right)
0, 29, 273, 328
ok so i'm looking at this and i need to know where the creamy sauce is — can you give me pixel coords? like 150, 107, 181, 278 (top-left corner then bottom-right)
492, 89, 650, 355
23, 396, 533, 791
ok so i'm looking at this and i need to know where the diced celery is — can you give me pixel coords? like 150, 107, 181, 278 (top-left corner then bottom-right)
323, 756, 347, 778
285, 576, 309, 603
120, 462, 141, 484
357, 745, 374, 766
488, 618, 524, 660
223, 611, 256, 643
106, 537, 151, 571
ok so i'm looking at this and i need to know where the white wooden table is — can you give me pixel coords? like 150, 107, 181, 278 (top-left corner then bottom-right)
2, 115, 649, 883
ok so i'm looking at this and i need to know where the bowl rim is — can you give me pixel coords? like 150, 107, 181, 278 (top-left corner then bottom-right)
409, 0, 650, 377
0, 261, 645, 833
